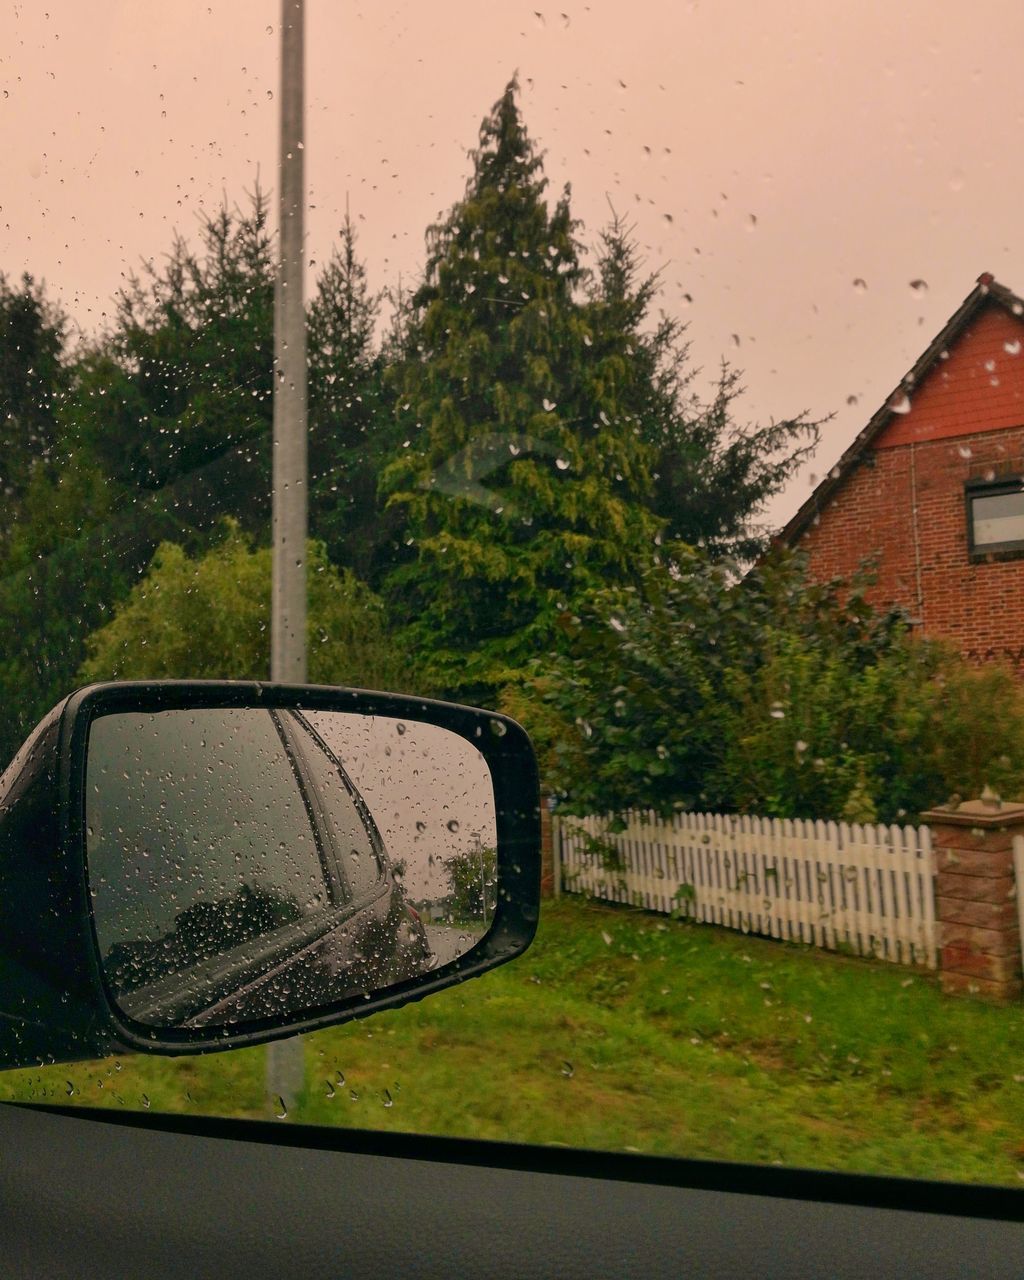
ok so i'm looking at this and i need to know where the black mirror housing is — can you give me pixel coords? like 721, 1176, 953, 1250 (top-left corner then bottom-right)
0, 682, 540, 1070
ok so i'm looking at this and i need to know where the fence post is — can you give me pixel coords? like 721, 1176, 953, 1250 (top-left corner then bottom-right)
539, 791, 555, 899
921, 796, 1024, 1002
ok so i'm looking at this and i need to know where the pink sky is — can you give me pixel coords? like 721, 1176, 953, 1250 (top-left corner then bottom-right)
3, 0, 1023, 527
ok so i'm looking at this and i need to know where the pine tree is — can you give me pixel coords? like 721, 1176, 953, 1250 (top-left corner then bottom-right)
382, 79, 663, 702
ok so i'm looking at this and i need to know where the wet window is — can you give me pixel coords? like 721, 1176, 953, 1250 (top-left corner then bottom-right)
968, 481, 1024, 555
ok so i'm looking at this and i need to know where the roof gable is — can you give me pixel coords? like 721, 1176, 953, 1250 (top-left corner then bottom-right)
779, 274, 1024, 546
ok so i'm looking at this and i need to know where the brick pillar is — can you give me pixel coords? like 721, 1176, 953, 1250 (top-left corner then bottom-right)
921, 797, 1024, 1002
539, 792, 555, 899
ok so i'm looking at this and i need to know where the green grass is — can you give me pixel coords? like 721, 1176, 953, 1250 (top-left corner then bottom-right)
3, 897, 1024, 1186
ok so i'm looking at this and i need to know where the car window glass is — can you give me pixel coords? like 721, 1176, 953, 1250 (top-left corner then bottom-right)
1, 0, 1023, 1190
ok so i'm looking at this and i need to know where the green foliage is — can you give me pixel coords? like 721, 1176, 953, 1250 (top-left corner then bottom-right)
67, 191, 275, 514
586, 218, 821, 561
0, 272, 68, 534
443, 844, 498, 921
518, 550, 1024, 823
77, 520, 411, 693
308, 213, 404, 582
382, 79, 664, 703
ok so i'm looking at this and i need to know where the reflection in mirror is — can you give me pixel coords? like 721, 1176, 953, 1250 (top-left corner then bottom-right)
85, 708, 497, 1032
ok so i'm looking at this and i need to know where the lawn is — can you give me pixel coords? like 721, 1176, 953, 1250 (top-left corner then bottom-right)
3, 897, 1024, 1186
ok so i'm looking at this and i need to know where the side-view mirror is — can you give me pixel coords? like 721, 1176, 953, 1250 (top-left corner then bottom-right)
0, 682, 540, 1069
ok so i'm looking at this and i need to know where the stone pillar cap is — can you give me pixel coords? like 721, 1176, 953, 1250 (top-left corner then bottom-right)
921, 797, 1024, 828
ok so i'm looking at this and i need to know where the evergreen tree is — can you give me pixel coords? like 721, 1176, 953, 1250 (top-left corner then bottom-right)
382, 79, 663, 702
0, 273, 68, 541
586, 214, 821, 561
65, 189, 276, 532
308, 214, 402, 582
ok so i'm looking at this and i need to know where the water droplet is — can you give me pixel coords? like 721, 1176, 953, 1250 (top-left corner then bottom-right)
65, 1081, 76, 1097
555, 457, 570, 471
325, 1081, 336, 1098
141, 1094, 151, 1110
446, 819, 460, 833
382, 1089, 394, 1108
888, 391, 911, 415
958, 444, 972, 459
769, 702, 786, 720
561, 1061, 575, 1078
489, 718, 507, 737
909, 278, 928, 292
1003, 340, 1021, 356
275, 1096, 288, 1118
396, 723, 406, 735
852, 278, 867, 293
846, 394, 859, 406
543, 398, 557, 412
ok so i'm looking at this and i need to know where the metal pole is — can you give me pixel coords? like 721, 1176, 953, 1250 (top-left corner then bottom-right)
266, 0, 307, 1114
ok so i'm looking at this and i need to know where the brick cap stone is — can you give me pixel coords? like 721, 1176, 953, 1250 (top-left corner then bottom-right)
921, 798, 1024, 829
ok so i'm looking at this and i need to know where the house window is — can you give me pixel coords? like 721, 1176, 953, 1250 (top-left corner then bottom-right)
966, 479, 1024, 557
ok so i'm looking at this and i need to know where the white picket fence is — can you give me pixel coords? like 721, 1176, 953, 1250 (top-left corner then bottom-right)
556, 810, 937, 968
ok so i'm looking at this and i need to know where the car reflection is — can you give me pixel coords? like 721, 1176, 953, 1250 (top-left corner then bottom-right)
90, 709, 435, 1030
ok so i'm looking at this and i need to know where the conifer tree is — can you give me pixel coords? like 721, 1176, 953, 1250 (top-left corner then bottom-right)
383, 79, 663, 701
308, 213, 401, 582
586, 214, 821, 561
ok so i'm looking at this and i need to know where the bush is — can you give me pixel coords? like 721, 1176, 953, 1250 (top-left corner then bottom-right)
511, 550, 1024, 823
77, 519, 414, 693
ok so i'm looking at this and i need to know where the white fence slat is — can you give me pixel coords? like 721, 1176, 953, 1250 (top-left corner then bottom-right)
555, 806, 938, 968
920, 825, 937, 969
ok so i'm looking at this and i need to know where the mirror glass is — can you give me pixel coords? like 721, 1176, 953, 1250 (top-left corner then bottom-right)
84, 707, 497, 1032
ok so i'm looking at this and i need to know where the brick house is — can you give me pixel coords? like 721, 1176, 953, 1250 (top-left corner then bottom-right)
778, 273, 1024, 673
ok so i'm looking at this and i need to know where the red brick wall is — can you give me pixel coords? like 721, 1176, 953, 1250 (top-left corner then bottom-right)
796, 303, 1024, 671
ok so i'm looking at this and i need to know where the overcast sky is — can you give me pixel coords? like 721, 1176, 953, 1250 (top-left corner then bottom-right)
3, 0, 1023, 527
